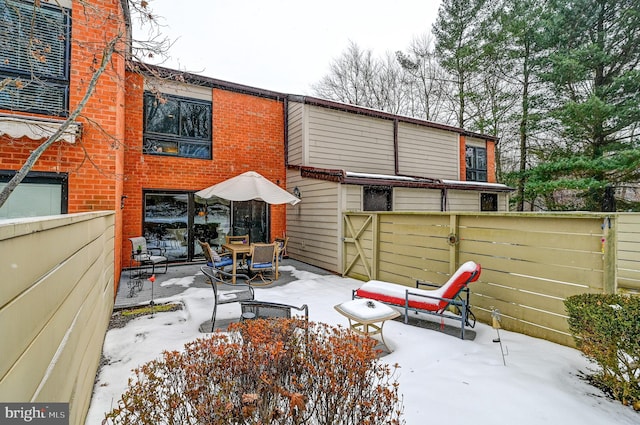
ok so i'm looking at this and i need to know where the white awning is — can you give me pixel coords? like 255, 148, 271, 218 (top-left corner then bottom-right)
0, 114, 81, 144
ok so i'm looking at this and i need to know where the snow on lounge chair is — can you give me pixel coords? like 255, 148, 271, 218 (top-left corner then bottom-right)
353, 261, 481, 339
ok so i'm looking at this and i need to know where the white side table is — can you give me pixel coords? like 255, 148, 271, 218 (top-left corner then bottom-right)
334, 299, 401, 351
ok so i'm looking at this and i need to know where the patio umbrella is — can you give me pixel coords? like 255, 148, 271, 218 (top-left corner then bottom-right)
195, 171, 301, 205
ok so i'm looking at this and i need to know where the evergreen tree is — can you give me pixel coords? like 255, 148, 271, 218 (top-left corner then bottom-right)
432, 0, 488, 128
530, 0, 640, 211
488, 0, 547, 210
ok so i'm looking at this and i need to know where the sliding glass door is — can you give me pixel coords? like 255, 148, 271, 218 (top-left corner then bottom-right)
143, 190, 269, 262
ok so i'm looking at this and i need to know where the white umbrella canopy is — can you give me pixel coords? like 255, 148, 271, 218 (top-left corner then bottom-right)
195, 171, 301, 205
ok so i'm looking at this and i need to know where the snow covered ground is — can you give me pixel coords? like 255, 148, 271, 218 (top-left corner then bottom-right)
86, 265, 639, 424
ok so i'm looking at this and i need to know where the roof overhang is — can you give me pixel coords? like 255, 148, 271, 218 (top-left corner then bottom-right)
295, 166, 514, 192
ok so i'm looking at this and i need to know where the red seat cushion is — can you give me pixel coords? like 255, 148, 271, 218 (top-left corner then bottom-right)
355, 261, 481, 312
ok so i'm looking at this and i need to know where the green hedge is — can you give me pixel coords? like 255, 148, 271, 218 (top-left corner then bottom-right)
565, 293, 640, 410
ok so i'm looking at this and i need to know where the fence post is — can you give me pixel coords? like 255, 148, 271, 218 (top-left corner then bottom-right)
449, 214, 459, 275
603, 216, 617, 294
371, 213, 379, 280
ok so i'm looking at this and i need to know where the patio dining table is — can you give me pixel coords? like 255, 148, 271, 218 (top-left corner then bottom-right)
221, 243, 252, 284
222, 242, 281, 284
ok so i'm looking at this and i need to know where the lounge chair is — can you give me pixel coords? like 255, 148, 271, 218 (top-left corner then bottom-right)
353, 261, 481, 339
201, 266, 255, 332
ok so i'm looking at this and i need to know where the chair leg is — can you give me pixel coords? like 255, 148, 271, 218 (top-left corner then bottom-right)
248, 270, 273, 285
211, 302, 218, 333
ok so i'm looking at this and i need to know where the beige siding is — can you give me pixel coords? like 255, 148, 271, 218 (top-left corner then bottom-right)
343, 185, 362, 211
306, 105, 395, 173
466, 136, 486, 147
286, 170, 340, 272
393, 187, 441, 211
287, 102, 305, 165
397, 123, 459, 179
498, 193, 509, 211
447, 190, 479, 211
0, 212, 114, 425
617, 213, 640, 293
144, 78, 212, 101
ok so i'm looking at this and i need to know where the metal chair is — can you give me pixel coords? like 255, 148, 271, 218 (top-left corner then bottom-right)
240, 300, 308, 321
129, 236, 168, 276
201, 266, 255, 332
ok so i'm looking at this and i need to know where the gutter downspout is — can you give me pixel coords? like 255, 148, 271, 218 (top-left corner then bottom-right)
441, 188, 448, 211
284, 97, 289, 167
393, 118, 399, 175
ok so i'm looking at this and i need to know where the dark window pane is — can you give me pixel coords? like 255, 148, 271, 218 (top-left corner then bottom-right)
232, 200, 268, 243
0, 0, 68, 79
364, 186, 392, 211
145, 95, 180, 135
179, 142, 210, 159
143, 92, 212, 159
476, 148, 487, 169
180, 101, 211, 139
465, 146, 487, 182
143, 138, 179, 154
465, 146, 474, 168
481, 193, 498, 211
0, 0, 70, 115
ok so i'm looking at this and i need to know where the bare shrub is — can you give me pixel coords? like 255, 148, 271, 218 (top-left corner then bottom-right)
104, 319, 404, 424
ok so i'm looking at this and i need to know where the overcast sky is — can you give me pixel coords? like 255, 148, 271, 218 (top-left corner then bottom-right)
142, 0, 441, 95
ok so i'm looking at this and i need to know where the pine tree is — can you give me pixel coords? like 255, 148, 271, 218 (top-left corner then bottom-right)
530, 0, 640, 211
432, 0, 488, 128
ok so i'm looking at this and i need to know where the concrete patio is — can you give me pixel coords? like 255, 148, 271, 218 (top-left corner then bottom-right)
114, 258, 476, 339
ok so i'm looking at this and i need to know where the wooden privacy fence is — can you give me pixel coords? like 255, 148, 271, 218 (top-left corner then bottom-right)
0, 212, 115, 425
342, 212, 640, 347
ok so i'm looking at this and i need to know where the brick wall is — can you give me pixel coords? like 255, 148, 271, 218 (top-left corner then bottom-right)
486, 139, 497, 183
458, 135, 497, 183
122, 74, 286, 270
0, 0, 127, 281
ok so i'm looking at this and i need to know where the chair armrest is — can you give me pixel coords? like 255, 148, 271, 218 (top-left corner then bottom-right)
406, 289, 464, 308
202, 265, 251, 286
148, 246, 166, 256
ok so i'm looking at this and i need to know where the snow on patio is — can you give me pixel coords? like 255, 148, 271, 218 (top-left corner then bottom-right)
86, 265, 639, 424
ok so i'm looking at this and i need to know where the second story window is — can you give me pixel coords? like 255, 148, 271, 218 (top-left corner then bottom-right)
0, 0, 71, 116
143, 92, 212, 159
465, 146, 487, 182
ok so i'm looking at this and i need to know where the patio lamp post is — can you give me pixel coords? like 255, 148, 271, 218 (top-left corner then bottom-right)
148, 274, 156, 316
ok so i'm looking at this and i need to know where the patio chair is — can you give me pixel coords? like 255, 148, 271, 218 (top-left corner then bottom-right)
201, 266, 255, 332
226, 234, 249, 245
197, 239, 233, 270
129, 236, 168, 276
240, 300, 308, 321
274, 237, 289, 261
247, 242, 277, 284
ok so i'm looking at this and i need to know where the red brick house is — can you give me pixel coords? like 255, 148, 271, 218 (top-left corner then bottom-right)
0, 0, 507, 293
122, 70, 288, 270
